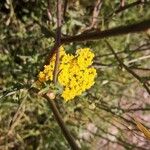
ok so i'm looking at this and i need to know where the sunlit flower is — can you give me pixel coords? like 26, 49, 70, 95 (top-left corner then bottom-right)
38, 46, 97, 101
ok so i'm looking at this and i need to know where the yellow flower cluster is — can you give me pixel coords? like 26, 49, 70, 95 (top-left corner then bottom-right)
38, 46, 97, 101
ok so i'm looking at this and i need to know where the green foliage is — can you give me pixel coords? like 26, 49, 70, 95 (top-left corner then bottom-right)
0, 0, 150, 149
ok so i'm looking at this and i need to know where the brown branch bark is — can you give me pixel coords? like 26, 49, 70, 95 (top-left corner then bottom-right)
30, 87, 80, 150
44, 94, 80, 150
62, 19, 150, 43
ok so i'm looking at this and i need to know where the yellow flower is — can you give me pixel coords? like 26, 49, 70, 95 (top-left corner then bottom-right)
38, 46, 97, 101
38, 71, 46, 82
76, 48, 94, 68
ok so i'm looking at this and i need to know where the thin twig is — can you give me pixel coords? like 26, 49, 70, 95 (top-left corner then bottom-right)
84, 0, 103, 31
125, 55, 150, 65
7, 106, 25, 136
53, 0, 62, 84
7, 91, 27, 136
8, 97, 26, 127
105, 40, 150, 95
116, 0, 146, 14
95, 126, 148, 150
105, 0, 148, 23
96, 42, 150, 58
